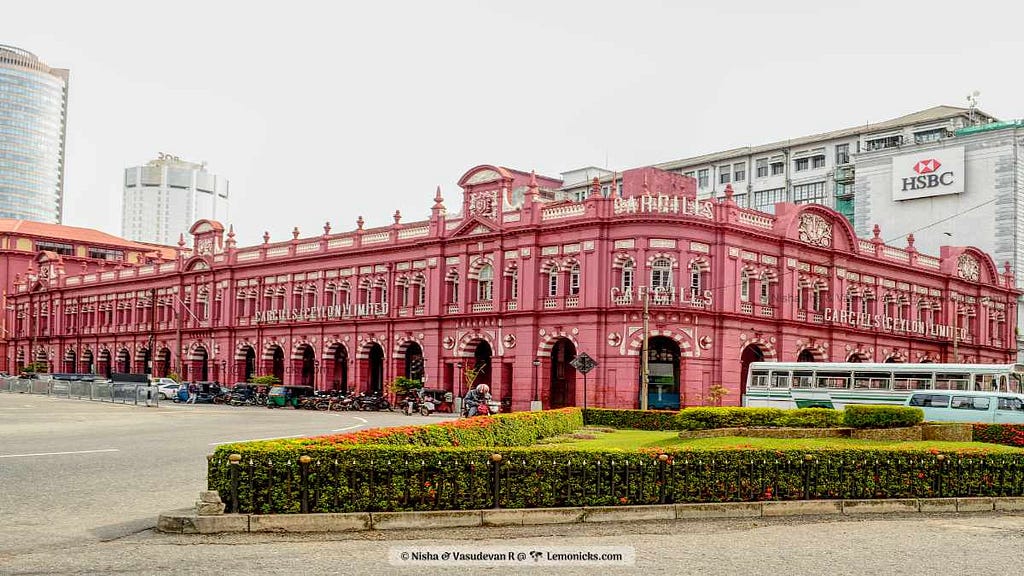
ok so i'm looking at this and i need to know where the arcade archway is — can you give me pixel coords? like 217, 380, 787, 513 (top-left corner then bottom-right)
646, 336, 680, 410
548, 338, 576, 409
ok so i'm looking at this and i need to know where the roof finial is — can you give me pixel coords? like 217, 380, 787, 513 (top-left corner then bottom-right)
323, 221, 331, 235
724, 183, 734, 202
1005, 261, 1012, 275
226, 224, 236, 248
611, 172, 620, 199
357, 215, 364, 230
591, 176, 601, 199
393, 210, 402, 225
872, 224, 881, 240
525, 170, 539, 203
177, 233, 186, 248
433, 185, 443, 206
262, 231, 270, 244
292, 226, 300, 240
642, 172, 649, 193
906, 233, 915, 249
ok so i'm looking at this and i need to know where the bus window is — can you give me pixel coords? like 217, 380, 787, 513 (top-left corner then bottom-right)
973, 374, 995, 391
791, 371, 814, 389
935, 373, 969, 391
771, 372, 790, 388
997, 375, 1007, 392
997, 397, 1024, 412
952, 395, 991, 411
854, 372, 891, 389
909, 393, 950, 408
815, 372, 849, 389
750, 371, 769, 388
1011, 375, 1023, 394
894, 373, 932, 391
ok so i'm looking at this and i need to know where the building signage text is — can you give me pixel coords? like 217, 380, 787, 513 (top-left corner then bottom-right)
614, 194, 714, 219
254, 303, 388, 323
609, 286, 714, 307
891, 147, 965, 201
824, 308, 968, 339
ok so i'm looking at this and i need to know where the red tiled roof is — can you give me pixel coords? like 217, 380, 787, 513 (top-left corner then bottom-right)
0, 219, 178, 258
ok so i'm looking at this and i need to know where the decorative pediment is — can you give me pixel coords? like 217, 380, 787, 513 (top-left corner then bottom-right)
184, 257, 211, 272
449, 216, 499, 238
797, 213, 832, 248
957, 254, 980, 282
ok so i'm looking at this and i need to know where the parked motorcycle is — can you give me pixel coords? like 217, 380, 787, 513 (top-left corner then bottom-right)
355, 392, 392, 412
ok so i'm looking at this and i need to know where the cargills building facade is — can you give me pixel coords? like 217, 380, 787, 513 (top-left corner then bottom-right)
0, 45, 69, 223
4, 165, 1018, 410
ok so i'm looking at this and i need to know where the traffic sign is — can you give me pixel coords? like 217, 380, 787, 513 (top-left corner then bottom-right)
570, 353, 597, 374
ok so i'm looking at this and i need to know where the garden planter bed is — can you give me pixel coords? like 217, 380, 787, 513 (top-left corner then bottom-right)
678, 427, 853, 440
678, 424, 973, 442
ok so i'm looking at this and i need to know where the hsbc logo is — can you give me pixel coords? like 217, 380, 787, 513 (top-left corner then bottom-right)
913, 159, 941, 174
892, 147, 964, 201
902, 157, 954, 192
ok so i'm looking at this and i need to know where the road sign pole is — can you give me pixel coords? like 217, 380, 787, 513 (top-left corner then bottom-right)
583, 371, 587, 410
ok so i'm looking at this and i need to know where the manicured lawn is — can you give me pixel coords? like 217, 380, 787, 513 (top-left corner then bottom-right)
541, 428, 1024, 453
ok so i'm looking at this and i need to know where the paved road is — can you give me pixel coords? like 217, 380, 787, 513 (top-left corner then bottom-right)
3, 393, 1024, 575
0, 392, 450, 557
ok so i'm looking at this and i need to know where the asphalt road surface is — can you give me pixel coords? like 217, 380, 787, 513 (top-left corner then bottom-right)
3, 393, 1024, 575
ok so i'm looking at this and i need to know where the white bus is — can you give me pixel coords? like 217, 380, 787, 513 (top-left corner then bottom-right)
743, 362, 1024, 410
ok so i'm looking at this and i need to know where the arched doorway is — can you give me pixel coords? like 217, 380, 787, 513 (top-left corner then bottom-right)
549, 339, 576, 409
80, 350, 94, 374
461, 340, 492, 398
64, 349, 77, 374
367, 343, 385, 394
191, 346, 209, 381
797, 349, 816, 362
739, 344, 766, 400
404, 342, 424, 383
136, 348, 151, 375
117, 349, 131, 374
97, 349, 112, 378
265, 345, 285, 383
236, 345, 257, 382
647, 336, 680, 410
34, 349, 49, 373
298, 345, 315, 387
328, 344, 348, 392
155, 348, 171, 377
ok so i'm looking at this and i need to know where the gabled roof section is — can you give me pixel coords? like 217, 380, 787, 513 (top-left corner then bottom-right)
0, 218, 177, 258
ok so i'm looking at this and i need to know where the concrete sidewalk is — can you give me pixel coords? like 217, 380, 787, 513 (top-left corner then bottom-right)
158, 496, 1024, 534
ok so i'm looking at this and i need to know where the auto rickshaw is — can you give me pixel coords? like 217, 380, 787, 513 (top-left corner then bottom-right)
417, 388, 454, 415
267, 385, 315, 408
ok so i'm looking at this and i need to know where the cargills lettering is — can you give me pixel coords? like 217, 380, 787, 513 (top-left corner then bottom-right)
253, 303, 388, 323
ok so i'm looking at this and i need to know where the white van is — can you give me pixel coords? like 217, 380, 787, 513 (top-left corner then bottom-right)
903, 390, 1024, 424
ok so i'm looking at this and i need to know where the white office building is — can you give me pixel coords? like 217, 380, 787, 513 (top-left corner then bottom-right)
122, 154, 230, 246
564, 106, 996, 229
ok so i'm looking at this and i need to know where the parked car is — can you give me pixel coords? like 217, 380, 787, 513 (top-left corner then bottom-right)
155, 382, 180, 401
904, 390, 1024, 424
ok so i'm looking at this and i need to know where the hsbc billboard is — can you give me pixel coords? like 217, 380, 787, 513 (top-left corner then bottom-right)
891, 146, 965, 201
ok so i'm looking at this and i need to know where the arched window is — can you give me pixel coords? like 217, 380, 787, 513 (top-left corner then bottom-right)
547, 265, 559, 298
621, 260, 635, 292
477, 264, 494, 301
740, 270, 750, 302
812, 282, 826, 312
359, 279, 372, 304
446, 271, 460, 304
861, 290, 873, 315
506, 267, 519, 300
689, 263, 703, 296
568, 263, 581, 296
652, 258, 673, 289
759, 271, 774, 305
414, 275, 427, 306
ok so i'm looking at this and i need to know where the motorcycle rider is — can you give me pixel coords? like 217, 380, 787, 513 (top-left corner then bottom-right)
463, 384, 491, 417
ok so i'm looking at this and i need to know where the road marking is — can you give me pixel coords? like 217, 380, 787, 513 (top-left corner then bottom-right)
208, 434, 305, 446
353, 416, 368, 423
331, 424, 364, 432
0, 448, 120, 459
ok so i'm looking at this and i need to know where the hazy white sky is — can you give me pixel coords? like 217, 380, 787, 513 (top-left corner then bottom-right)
7, 0, 1024, 245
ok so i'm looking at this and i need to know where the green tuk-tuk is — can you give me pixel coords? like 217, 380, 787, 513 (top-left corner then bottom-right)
267, 385, 315, 408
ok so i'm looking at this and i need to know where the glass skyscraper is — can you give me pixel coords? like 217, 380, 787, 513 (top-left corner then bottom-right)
0, 45, 69, 223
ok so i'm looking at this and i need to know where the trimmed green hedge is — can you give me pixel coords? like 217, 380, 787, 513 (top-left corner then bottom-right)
973, 424, 1024, 447
770, 408, 844, 428
843, 405, 923, 429
209, 445, 1024, 514
583, 408, 680, 430
676, 407, 783, 430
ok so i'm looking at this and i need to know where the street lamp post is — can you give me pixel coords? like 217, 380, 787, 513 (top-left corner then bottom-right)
531, 358, 542, 412
454, 361, 464, 415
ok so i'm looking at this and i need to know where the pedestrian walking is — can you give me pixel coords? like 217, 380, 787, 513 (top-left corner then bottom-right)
187, 382, 198, 404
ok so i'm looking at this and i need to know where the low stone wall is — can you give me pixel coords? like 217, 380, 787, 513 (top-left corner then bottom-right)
850, 426, 923, 441
922, 424, 973, 442
678, 425, 973, 442
678, 427, 852, 439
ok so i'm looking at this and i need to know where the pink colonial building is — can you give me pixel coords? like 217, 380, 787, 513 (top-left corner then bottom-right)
4, 164, 1018, 410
